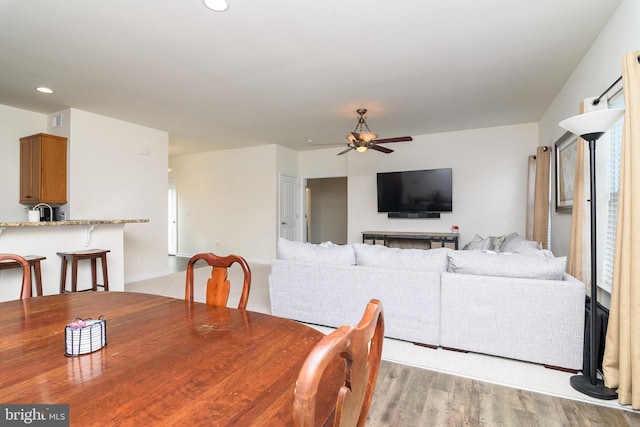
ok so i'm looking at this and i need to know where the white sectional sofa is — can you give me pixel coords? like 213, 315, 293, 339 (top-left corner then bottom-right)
269, 236, 586, 370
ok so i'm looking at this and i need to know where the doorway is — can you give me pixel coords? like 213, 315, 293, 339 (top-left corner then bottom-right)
305, 177, 347, 244
168, 180, 177, 255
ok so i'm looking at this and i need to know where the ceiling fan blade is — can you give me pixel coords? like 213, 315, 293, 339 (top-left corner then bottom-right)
373, 136, 413, 144
337, 146, 355, 155
370, 144, 394, 154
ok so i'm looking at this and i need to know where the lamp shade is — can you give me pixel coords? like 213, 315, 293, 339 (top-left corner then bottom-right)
559, 108, 625, 140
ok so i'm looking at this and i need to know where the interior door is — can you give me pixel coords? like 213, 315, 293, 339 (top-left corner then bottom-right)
168, 180, 177, 255
279, 175, 298, 241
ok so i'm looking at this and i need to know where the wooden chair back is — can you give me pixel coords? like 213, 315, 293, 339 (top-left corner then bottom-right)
0, 253, 32, 299
184, 253, 251, 309
293, 299, 384, 427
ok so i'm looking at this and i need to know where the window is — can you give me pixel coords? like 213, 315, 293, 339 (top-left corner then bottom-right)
599, 92, 625, 292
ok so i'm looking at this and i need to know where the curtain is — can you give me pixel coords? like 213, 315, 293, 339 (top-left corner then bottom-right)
525, 155, 536, 240
603, 51, 640, 408
566, 102, 586, 282
532, 146, 550, 248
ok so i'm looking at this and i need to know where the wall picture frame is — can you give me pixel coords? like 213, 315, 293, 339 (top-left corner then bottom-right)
554, 131, 578, 212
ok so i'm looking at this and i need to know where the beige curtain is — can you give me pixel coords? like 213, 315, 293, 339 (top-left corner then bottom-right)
525, 155, 537, 240
532, 146, 550, 248
603, 51, 640, 408
566, 102, 586, 282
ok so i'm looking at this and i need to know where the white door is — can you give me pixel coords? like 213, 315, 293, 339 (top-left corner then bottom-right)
279, 175, 298, 240
168, 180, 177, 255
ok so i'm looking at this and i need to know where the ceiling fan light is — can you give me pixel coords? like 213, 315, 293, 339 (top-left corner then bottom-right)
346, 133, 356, 143
352, 132, 378, 142
356, 146, 368, 153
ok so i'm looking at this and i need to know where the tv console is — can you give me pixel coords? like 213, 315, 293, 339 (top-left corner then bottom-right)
361, 231, 458, 250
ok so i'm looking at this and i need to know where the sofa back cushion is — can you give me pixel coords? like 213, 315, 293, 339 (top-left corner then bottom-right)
277, 238, 356, 265
447, 250, 567, 280
354, 243, 451, 273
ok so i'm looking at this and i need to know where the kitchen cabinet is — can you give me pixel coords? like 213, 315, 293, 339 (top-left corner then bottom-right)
20, 133, 67, 204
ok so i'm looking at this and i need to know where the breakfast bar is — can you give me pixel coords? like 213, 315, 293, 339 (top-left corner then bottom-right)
0, 219, 148, 301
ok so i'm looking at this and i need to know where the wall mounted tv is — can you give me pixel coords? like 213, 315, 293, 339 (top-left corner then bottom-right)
377, 168, 452, 213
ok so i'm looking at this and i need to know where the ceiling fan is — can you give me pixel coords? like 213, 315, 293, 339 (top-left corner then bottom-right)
338, 108, 413, 155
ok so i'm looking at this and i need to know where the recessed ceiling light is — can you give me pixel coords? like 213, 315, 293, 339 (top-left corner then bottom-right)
36, 87, 54, 94
203, 0, 229, 12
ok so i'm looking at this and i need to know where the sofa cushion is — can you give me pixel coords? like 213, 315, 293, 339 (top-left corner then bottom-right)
354, 243, 451, 273
447, 250, 567, 280
276, 238, 356, 265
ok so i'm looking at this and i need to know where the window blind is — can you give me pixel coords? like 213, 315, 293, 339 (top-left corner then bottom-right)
601, 93, 625, 292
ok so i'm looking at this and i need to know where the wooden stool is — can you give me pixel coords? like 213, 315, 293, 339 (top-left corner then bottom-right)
58, 249, 110, 293
0, 255, 45, 296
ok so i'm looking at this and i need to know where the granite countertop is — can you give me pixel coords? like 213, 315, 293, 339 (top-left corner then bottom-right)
0, 219, 149, 228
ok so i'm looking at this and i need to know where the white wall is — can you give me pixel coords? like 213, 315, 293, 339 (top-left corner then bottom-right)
541, 0, 640, 258
300, 123, 539, 247
170, 144, 279, 262
171, 124, 537, 262
0, 105, 169, 285
66, 109, 169, 281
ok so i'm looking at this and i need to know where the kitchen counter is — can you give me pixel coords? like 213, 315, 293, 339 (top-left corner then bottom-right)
0, 219, 149, 301
0, 219, 149, 228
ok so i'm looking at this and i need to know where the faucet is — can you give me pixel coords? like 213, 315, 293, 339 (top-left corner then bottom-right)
32, 203, 53, 222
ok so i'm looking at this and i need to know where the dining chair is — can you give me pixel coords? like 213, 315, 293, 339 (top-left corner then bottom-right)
293, 299, 384, 427
0, 253, 32, 299
184, 253, 252, 309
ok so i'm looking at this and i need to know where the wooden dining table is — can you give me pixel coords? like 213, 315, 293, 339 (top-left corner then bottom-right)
0, 292, 342, 426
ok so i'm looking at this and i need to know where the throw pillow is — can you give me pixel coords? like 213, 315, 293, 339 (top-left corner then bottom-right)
462, 234, 489, 250
499, 232, 545, 255
447, 250, 567, 280
462, 234, 505, 251
512, 239, 544, 256
499, 232, 526, 252
277, 238, 356, 265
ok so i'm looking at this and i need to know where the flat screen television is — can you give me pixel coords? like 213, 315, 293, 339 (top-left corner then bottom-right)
377, 168, 452, 213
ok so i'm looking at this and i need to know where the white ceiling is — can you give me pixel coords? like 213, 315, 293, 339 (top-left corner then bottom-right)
0, 0, 622, 156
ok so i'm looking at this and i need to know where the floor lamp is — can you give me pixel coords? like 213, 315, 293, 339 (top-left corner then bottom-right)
559, 107, 625, 400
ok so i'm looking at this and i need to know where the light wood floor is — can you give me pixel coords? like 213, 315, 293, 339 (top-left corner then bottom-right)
367, 360, 640, 426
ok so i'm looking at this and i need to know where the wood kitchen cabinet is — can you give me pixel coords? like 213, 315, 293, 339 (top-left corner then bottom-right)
20, 133, 67, 204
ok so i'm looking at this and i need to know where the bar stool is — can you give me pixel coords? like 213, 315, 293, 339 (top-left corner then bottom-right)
58, 249, 110, 293
0, 255, 45, 296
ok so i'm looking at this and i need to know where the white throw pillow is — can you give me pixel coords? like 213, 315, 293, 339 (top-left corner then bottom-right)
462, 234, 505, 251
